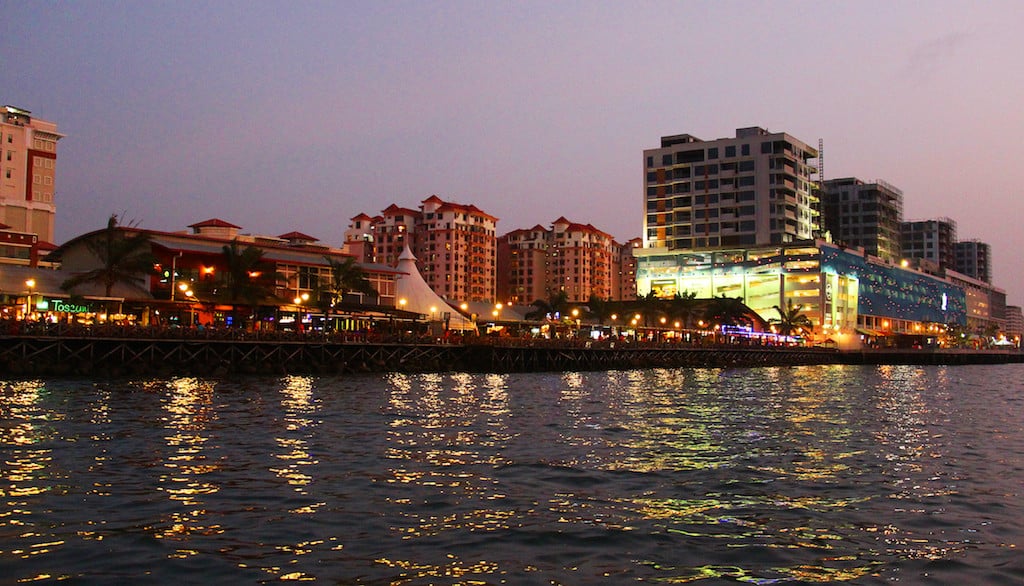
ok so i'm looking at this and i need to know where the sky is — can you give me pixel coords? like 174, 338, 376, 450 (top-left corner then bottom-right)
3, 1, 1023, 305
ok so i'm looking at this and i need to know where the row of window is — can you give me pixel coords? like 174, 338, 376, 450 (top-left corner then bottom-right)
648, 142, 799, 169
647, 191, 758, 206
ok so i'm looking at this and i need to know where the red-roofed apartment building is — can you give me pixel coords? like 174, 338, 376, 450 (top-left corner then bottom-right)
345, 195, 498, 302
497, 218, 637, 304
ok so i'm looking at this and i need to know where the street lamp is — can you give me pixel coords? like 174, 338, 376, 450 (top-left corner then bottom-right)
24, 278, 35, 321
293, 292, 309, 330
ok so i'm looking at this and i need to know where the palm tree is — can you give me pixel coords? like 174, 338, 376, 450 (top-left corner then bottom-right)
631, 291, 664, 327
668, 291, 699, 329
770, 299, 814, 337
585, 294, 615, 325
200, 240, 281, 328
704, 295, 751, 328
60, 214, 158, 305
322, 256, 375, 308
525, 289, 569, 321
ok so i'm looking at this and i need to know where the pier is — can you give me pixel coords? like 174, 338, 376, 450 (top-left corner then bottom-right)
0, 334, 1019, 377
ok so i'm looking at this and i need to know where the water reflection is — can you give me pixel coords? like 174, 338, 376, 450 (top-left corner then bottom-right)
0, 366, 1019, 583
272, 375, 320, 505
156, 377, 221, 543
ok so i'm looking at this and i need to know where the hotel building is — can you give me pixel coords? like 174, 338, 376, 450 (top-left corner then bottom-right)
1, 105, 62, 261
347, 195, 498, 302
642, 127, 819, 252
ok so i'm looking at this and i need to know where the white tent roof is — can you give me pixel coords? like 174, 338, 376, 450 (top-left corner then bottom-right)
394, 244, 476, 331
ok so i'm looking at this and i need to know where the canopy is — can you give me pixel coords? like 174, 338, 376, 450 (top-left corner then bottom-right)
394, 243, 476, 332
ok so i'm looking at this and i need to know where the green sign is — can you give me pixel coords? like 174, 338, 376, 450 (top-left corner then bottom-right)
50, 299, 91, 314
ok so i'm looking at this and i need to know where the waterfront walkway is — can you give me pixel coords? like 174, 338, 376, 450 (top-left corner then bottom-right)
0, 324, 1020, 376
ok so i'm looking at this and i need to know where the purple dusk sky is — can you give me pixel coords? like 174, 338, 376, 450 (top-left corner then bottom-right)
3, 1, 1022, 305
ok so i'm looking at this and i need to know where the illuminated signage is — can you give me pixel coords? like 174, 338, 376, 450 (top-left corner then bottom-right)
51, 300, 91, 314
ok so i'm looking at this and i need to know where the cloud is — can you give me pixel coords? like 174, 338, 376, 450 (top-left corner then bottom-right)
902, 31, 972, 82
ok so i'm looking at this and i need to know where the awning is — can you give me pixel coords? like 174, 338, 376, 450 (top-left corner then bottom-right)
855, 328, 884, 336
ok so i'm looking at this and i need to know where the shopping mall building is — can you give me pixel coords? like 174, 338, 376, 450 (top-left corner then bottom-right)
633, 239, 996, 348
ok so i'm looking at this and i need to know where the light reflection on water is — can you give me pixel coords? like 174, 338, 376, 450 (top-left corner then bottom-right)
0, 365, 1022, 583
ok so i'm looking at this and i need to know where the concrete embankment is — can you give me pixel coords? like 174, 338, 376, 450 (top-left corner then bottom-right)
0, 336, 1019, 377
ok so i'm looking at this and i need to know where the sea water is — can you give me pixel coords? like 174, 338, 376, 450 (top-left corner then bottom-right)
2, 364, 1022, 583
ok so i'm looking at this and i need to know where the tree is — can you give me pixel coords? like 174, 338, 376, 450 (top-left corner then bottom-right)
585, 294, 615, 325
61, 214, 158, 300
631, 291, 664, 327
770, 299, 814, 337
704, 295, 751, 328
525, 289, 569, 321
200, 240, 281, 328
668, 291, 699, 329
322, 256, 375, 308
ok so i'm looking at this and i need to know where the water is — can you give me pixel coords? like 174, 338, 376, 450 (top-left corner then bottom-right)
2, 365, 1023, 584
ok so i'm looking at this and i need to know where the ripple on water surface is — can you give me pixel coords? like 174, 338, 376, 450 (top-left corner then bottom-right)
0, 365, 1022, 583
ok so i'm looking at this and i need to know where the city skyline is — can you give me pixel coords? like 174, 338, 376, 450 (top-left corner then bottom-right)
3, 1, 1022, 305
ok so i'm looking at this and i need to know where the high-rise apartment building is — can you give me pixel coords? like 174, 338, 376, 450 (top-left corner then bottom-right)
821, 177, 903, 263
617, 237, 642, 301
497, 218, 622, 304
642, 127, 819, 251
955, 239, 992, 284
348, 195, 497, 302
1, 105, 62, 245
901, 218, 957, 270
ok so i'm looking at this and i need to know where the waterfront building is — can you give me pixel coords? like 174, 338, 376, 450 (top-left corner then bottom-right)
0, 105, 62, 249
633, 239, 967, 348
820, 177, 903, 264
348, 195, 498, 302
48, 219, 403, 329
342, 213, 376, 263
497, 218, 620, 304
1005, 305, 1023, 345
617, 237, 642, 302
642, 127, 819, 251
954, 239, 992, 284
901, 218, 957, 270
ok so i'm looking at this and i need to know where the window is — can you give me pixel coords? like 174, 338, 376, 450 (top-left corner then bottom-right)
725, 145, 736, 157
708, 147, 718, 159
761, 142, 772, 154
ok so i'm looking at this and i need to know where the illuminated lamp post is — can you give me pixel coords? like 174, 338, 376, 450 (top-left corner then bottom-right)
24, 278, 35, 321
293, 292, 309, 331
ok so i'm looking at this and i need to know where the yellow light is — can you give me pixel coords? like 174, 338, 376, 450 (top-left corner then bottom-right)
460, 303, 468, 310
178, 283, 189, 291
301, 293, 309, 302
634, 314, 641, 320
610, 314, 617, 320
496, 303, 504, 310
399, 298, 407, 307
202, 266, 215, 275
572, 308, 579, 317
25, 278, 35, 289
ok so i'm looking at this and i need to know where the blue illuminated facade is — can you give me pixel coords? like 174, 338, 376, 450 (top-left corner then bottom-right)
819, 244, 966, 326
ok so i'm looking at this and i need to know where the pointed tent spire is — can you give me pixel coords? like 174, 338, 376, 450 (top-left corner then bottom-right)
394, 242, 475, 331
